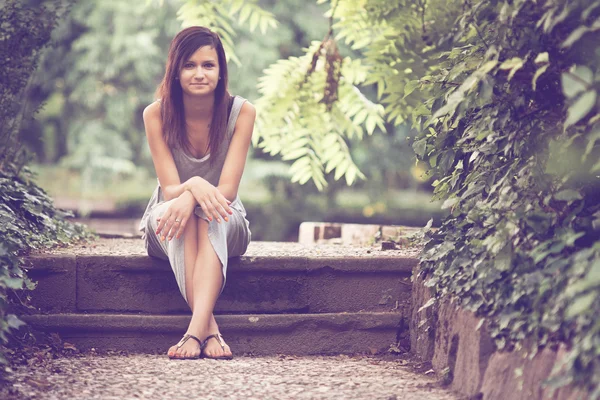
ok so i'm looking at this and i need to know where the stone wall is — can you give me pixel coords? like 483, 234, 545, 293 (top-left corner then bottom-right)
410, 265, 590, 400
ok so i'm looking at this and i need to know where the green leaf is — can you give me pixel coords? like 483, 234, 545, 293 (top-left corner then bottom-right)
562, 67, 593, 98
289, 156, 311, 175
565, 91, 597, 128
413, 138, 427, 158
568, 260, 600, 295
281, 147, 309, 161
442, 197, 459, 210
565, 292, 596, 319
403, 80, 420, 99
238, 4, 251, 24
6, 314, 26, 330
365, 116, 377, 135
586, 258, 600, 280
334, 159, 350, 181
478, 60, 498, 74
353, 109, 368, 125
494, 244, 512, 271
325, 152, 344, 174
534, 52, 549, 64
249, 10, 260, 32
417, 298, 436, 313
1, 277, 23, 289
532, 65, 549, 91
499, 58, 523, 70
345, 165, 358, 185
561, 26, 592, 49
554, 189, 582, 202
583, 129, 600, 161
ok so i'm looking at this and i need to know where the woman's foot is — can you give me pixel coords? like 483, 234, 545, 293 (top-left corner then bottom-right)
167, 314, 230, 358
167, 333, 202, 359
201, 333, 233, 359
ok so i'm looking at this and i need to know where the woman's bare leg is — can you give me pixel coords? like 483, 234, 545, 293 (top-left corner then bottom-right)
167, 214, 198, 357
170, 217, 231, 358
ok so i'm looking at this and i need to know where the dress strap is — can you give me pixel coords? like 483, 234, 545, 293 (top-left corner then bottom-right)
226, 95, 247, 140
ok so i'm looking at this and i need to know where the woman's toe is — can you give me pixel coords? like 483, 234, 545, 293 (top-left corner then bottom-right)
223, 345, 231, 356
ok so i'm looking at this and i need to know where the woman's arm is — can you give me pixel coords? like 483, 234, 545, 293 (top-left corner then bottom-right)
217, 101, 257, 201
143, 101, 232, 235
143, 101, 189, 202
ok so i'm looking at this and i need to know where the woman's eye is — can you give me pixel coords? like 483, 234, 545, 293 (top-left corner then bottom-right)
205, 63, 214, 68
184, 63, 194, 68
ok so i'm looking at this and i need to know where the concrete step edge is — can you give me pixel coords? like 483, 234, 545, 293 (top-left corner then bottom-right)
25, 254, 418, 273
22, 312, 403, 333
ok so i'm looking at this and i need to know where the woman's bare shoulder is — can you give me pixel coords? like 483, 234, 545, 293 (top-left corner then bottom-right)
143, 100, 161, 123
238, 100, 256, 121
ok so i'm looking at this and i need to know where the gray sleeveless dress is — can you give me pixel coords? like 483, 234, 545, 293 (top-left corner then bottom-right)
139, 95, 251, 300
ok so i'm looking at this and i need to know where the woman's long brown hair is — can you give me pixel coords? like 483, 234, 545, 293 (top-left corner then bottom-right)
155, 26, 230, 167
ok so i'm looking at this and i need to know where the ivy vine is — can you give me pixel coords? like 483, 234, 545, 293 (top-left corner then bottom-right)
409, 0, 600, 396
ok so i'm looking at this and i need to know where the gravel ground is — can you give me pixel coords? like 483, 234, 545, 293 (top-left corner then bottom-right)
3, 353, 460, 400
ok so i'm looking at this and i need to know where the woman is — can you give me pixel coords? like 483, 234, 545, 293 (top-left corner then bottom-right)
139, 26, 255, 360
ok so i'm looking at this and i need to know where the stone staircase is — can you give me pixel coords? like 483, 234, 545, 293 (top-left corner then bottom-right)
19, 238, 419, 356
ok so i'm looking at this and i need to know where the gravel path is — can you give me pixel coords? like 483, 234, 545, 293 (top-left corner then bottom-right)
4, 353, 460, 400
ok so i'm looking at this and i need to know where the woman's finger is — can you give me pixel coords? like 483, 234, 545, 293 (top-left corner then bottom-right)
156, 211, 171, 237
211, 196, 229, 222
200, 201, 213, 222
175, 216, 188, 239
216, 194, 233, 217
203, 199, 221, 223
167, 215, 182, 240
162, 217, 176, 241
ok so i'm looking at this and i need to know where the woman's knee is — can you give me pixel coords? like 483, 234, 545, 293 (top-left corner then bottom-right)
197, 217, 209, 235
178, 213, 199, 241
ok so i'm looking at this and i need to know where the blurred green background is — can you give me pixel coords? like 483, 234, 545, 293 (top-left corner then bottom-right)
22, 0, 444, 241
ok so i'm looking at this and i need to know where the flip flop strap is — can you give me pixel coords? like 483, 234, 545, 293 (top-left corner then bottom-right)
176, 333, 203, 349
202, 333, 225, 350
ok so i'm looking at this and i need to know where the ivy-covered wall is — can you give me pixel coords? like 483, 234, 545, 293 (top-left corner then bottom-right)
407, 0, 600, 395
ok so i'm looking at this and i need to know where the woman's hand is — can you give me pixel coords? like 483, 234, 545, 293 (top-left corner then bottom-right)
185, 176, 233, 223
155, 190, 197, 241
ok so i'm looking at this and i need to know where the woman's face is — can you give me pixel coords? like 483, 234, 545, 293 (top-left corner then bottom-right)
179, 45, 220, 97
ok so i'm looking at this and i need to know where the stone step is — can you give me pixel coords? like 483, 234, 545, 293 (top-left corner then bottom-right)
298, 221, 423, 246
24, 239, 418, 315
21, 312, 409, 356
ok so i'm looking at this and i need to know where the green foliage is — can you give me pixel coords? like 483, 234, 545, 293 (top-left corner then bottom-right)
0, 167, 92, 374
378, 0, 600, 395
46, 1, 182, 200
174, 0, 279, 67
325, 0, 462, 126
251, 0, 462, 190
0, 0, 67, 171
0, 0, 93, 376
254, 40, 385, 190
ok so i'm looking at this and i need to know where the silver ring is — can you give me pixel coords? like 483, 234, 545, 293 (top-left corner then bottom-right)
175, 219, 181, 223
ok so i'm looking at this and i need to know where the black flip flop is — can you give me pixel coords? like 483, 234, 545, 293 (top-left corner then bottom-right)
168, 333, 204, 360
200, 333, 234, 360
